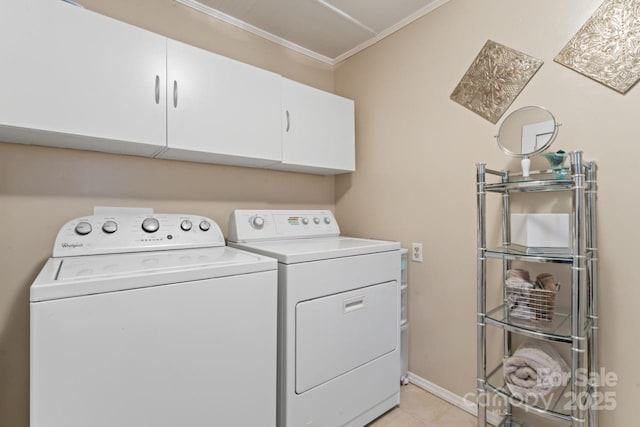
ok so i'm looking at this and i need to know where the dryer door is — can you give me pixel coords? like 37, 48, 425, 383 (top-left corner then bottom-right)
295, 280, 398, 394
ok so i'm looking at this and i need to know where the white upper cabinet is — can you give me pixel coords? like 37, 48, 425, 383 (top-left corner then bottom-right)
160, 39, 281, 167
0, 0, 167, 156
0, 2, 355, 174
277, 78, 355, 174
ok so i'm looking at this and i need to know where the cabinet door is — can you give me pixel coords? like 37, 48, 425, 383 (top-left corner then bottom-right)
163, 39, 281, 167
280, 78, 355, 174
0, 0, 167, 156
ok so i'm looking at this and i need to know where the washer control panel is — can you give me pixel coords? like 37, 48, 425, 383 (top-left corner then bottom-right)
54, 214, 224, 257
227, 210, 340, 243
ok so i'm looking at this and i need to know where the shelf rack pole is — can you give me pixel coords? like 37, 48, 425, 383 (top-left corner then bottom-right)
476, 163, 487, 427
570, 151, 587, 426
586, 161, 598, 427
500, 169, 513, 425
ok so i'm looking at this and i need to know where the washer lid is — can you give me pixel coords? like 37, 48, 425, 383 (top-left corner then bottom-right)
230, 236, 400, 264
31, 247, 276, 302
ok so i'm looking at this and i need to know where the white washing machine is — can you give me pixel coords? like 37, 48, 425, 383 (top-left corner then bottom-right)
30, 210, 278, 427
228, 209, 401, 427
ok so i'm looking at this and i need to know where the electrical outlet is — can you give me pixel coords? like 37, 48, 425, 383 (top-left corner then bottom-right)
412, 243, 423, 262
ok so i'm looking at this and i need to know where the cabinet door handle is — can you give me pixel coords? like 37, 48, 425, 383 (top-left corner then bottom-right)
285, 110, 290, 132
154, 75, 160, 105
173, 80, 178, 108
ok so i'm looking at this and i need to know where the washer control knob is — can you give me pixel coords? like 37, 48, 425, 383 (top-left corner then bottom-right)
302, 217, 309, 225
75, 221, 92, 236
180, 220, 193, 231
313, 217, 320, 224
142, 218, 160, 233
324, 217, 331, 224
250, 216, 265, 229
102, 220, 118, 234
199, 220, 211, 231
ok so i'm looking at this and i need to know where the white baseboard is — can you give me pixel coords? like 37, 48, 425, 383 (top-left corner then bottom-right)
407, 372, 502, 426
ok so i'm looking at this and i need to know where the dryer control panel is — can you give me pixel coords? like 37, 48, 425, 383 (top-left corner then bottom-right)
53, 214, 225, 257
228, 210, 340, 242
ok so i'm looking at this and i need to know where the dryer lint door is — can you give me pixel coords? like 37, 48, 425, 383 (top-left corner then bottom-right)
295, 280, 398, 394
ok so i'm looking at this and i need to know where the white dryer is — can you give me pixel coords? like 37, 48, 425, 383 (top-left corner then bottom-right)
228, 209, 401, 427
31, 211, 278, 427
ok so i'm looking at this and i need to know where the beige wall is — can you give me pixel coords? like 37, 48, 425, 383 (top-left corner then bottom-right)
334, 0, 638, 425
0, 1, 334, 426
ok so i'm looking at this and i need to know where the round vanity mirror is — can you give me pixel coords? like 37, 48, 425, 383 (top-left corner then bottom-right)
496, 106, 559, 178
497, 106, 558, 157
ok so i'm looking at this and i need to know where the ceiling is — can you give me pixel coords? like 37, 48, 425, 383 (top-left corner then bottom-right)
176, 0, 449, 65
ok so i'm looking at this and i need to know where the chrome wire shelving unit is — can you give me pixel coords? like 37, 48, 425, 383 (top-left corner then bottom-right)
476, 151, 598, 427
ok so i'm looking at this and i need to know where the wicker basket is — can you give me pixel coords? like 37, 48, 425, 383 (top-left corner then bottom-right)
506, 283, 559, 322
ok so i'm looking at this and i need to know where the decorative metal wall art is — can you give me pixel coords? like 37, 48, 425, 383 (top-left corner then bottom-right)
555, 0, 640, 94
450, 40, 543, 124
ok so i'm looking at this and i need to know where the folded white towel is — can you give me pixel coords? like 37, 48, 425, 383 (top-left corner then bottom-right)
504, 340, 570, 401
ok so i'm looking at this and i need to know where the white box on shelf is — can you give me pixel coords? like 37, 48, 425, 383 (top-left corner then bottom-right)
511, 214, 569, 248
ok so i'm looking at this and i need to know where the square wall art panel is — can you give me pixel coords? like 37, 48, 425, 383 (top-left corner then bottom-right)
451, 40, 543, 124
555, 0, 640, 94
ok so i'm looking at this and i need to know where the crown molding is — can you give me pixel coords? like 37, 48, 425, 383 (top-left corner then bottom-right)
176, 0, 335, 64
176, 0, 450, 66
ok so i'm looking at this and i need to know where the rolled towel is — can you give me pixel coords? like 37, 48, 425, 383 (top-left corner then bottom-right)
504, 340, 569, 401
536, 273, 557, 291
507, 269, 530, 282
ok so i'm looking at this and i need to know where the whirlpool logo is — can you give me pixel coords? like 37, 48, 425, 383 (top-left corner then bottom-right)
61, 243, 83, 249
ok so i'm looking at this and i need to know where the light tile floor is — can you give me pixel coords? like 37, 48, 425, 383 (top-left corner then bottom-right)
367, 384, 479, 427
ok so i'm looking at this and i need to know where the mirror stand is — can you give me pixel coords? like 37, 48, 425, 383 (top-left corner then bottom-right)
521, 157, 531, 179
495, 106, 559, 178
